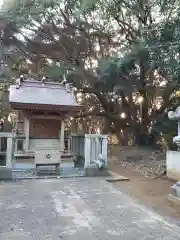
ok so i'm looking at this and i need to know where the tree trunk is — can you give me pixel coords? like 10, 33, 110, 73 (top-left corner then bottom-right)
102, 118, 111, 134
114, 122, 129, 146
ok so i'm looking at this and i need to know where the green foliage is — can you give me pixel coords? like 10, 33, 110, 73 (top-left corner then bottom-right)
44, 64, 65, 81
79, 0, 95, 11
152, 115, 177, 149
1, 0, 180, 146
98, 43, 150, 93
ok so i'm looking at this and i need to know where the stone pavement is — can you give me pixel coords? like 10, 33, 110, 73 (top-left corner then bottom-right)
0, 178, 180, 240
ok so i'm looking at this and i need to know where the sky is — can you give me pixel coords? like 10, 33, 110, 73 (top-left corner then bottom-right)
0, 0, 15, 9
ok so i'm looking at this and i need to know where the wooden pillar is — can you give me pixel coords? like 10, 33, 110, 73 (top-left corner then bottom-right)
60, 120, 65, 152
24, 116, 30, 151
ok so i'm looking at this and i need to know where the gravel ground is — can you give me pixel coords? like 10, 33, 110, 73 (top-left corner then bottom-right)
0, 178, 180, 239
109, 146, 166, 179
113, 158, 166, 178
109, 162, 180, 222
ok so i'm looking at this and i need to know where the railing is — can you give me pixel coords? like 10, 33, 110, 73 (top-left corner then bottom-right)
0, 132, 108, 170
64, 137, 71, 153
14, 137, 71, 153
71, 134, 85, 157
0, 133, 13, 168
14, 137, 24, 152
0, 136, 7, 166
0, 136, 7, 152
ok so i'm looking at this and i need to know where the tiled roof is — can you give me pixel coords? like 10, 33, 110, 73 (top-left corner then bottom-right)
9, 79, 80, 108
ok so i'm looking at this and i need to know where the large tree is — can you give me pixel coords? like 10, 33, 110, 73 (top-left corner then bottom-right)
1, 0, 180, 145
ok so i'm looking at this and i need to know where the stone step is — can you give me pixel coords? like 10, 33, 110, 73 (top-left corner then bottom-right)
60, 167, 85, 177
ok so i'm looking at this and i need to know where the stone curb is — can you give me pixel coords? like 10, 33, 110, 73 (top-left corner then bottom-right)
105, 170, 130, 182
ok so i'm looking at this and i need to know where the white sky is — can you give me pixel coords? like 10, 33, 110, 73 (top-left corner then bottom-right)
0, 0, 15, 10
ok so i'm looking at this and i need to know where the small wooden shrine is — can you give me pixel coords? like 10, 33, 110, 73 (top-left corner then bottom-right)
9, 76, 81, 170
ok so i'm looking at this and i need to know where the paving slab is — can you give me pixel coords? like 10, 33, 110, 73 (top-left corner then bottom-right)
0, 178, 180, 239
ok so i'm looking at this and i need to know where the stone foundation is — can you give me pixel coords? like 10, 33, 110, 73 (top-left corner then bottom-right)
84, 164, 109, 177
0, 168, 12, 180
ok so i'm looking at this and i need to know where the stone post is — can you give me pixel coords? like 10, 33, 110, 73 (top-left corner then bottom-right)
84, 135, 91, 167
178, 121, 180, 136
6, 136, 13, 168
102, 136, 108, 167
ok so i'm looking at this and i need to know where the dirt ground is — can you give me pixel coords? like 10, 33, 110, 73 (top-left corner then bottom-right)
109, 162, 180, 222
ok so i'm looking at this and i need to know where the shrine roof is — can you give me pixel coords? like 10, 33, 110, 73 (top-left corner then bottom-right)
9, 79, 81, 110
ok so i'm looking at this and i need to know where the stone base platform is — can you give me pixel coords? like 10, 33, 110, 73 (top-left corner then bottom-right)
0, 168, 12, 180
1, 165, 110, 179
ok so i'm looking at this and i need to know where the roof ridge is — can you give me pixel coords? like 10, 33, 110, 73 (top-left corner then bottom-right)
22, 79, 65, 86
12, 79, 68, 90
16, 84, 66, 90
28, 79, 63, 84
13, 78, 66, 86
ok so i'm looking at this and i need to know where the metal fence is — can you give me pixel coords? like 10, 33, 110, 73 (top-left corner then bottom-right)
0, 136, 7, 166
0, 133, 13, 168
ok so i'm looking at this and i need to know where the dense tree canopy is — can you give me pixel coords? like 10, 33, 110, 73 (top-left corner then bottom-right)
1, 0, 180, 146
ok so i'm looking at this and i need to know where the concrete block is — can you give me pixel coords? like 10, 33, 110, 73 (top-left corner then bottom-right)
167, 150, 180, 181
